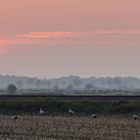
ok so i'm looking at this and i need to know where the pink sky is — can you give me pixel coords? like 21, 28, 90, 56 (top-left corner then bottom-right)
0, 0, 140, 78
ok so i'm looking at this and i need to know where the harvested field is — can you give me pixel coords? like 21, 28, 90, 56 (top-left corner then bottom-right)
0, 115, 139, 140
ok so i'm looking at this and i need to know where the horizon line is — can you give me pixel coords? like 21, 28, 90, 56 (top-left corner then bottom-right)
0, 74, 140, 80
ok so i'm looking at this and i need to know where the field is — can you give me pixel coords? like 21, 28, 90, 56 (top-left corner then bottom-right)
0, 95, 139, 139
0, 95, 140, 115
0, 115, 139, 140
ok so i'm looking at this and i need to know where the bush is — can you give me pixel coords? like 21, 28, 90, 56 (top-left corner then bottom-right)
7, 84, 17, 94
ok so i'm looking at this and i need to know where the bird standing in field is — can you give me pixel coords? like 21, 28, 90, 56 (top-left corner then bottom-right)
12, 115, 18, 120
68, 109, 74, 115
39, 108, 45, 115
91, 113, 97, 118
133, 114, 138, 120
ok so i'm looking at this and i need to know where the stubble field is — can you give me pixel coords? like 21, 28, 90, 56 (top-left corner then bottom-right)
0, 115, 139, 140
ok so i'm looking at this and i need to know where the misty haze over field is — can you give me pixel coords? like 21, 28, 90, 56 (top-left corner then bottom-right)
0, 75, 140, 91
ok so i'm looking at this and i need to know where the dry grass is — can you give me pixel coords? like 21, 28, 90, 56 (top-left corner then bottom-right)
0, 115, 139, 140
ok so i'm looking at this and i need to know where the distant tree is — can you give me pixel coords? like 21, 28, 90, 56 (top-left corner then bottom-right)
35, 80, 41, 88
7, 84, 17, 94
45, 80, 52, 88
26, 78, 34, 87
73, 78, 83, 88
66, 85, 74, 91
106, 78, 113, 85
53, 85, 59, 91
16, 80, 24, 89
41, 80, 47, 87
113, 77, 122, 87
85, 84, 94, 91
61, 80, 66, 87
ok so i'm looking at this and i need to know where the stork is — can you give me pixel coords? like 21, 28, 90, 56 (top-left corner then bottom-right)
68, 109, 74, 115
91, 113, 97, 118
12, 115, 18, 120
39, 108, 45, 115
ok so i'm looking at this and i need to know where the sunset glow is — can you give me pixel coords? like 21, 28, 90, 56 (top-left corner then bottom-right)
0, 39, 7, 54
0, 0, 140, 78
0, 30, 139, 46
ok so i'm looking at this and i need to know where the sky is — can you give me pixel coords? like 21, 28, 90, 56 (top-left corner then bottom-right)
0, 0, 140, 78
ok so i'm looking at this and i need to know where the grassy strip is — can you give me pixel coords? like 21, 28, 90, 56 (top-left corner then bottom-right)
0, 98, 140, 115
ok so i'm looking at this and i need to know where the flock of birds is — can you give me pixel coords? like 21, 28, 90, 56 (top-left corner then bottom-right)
11, 108, 138, 120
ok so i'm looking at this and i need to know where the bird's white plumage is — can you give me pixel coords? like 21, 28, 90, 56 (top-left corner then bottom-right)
133, 114, 138, 120
91, 113, 96, 118
12, 116, 18, 120
39, 108, 45, 115
68, 109, 74, 115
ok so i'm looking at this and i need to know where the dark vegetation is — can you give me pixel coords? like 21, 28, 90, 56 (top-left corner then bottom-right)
0, 97, 140, 115
7, 84, 17, 94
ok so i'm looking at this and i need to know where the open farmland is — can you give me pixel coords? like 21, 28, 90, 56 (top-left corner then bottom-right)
0, 95, 140, 115
0, 115, 139, 140
0, 95, 139, 139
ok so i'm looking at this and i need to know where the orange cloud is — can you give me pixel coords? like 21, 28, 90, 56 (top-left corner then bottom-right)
0, 39, 9, 54
0, 30, 140, 47
16, 30, 140, 39
17, 32, 85, 39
